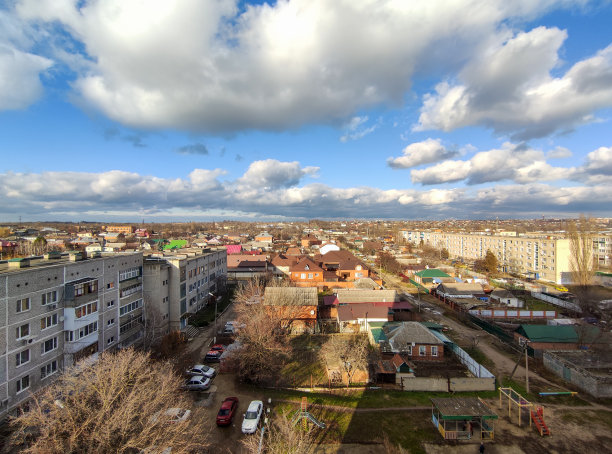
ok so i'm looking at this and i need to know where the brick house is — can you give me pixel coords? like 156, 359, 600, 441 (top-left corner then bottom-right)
263, 286, 318, 334
370, 322, 445, 361
289, 257, 324, 284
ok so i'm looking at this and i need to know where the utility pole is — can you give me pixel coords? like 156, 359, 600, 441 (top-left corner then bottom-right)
525, 343, 530, 393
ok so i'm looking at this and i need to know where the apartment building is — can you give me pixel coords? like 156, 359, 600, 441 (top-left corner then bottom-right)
143, 248, 227, 332
593, 234, 612, 268
0, 251, 144, 418
417, 232, 571, 284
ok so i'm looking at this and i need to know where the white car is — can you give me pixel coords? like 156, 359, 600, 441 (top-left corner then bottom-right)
241, 400, 263, 434
185, 364, 216, 378
150, 407, 191, 424
182, 375, 211, 391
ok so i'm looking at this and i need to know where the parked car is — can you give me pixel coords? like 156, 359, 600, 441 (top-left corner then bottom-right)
241, 400, 263, 434
182, 375, 211, 391
216, 397, 239, 426
185, 364, 216, 378
205, 344, 225, 362
150, 408, 191, 424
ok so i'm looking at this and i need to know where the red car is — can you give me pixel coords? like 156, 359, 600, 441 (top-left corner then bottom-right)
216, 397, 239, 426
205, 344, 225, 362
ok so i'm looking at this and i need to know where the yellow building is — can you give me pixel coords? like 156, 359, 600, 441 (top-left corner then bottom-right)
420, 232, 570, 284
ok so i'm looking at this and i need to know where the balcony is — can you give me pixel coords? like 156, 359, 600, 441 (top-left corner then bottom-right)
64, 278, 99, 308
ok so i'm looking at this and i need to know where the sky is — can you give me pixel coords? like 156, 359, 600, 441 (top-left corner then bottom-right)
1, 0, 612, 222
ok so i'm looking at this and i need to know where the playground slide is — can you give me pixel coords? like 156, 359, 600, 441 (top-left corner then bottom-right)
530, 407, 551, 436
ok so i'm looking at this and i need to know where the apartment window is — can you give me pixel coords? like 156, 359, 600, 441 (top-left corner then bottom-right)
42, 337, 58, 354
107, 299, 115, 308
65, 331, 73, 342
107, 318, 115, 326
75, 301, 98, 318
107, 336, 115, 345
16, 324, 30, 339
41, 361, 58, 379
16, 376, 30, 394
107, 282, 115, 289
432, 346, 438, 357
76, 322, 98, 340
16, 298, 30, 313
119, 267, 140, 282
119, 299, 142, 316
419, 346, 426, 356
41, 291, 57, 305
120, 315, 143, 335
16, 349, 30, 367
41, 313, 58, 330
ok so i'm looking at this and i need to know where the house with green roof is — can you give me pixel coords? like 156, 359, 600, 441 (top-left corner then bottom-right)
414, 268, 452, 285
514, 324, 601, 357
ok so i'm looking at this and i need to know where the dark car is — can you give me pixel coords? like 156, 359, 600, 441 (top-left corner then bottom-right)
216, 397, 239, 426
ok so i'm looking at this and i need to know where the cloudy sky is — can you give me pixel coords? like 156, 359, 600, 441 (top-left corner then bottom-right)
1, 0, 612, 221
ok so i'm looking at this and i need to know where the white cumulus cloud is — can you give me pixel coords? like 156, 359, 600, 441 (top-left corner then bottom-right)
387, 138, 459, 169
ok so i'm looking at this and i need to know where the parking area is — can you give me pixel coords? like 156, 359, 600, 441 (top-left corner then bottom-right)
186, 370, 271, 453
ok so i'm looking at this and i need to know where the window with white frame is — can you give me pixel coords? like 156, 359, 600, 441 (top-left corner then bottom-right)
16, 375, 30, 394
41, 337, 58, 354
41, 360, 58, 379
16, 349, 30, 367
419, 346, 426, 356
16, 298, 30, 313
16, 323, 29, 339
107, 299, 115, 308
41, 313, 58, 330
431, 346, 438, 357
107, 318, 115, 326
107, 336, 115, 345
407, 345, 412, 355
119, 267, 140, 282
69, 321, 97, 341
41, 291, 58, 305
119, 299, 142, 316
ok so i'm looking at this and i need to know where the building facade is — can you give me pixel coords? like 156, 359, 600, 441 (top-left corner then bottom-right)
143, 248, 227, 332
414, 232, 571, 284
0, 251, 144, 418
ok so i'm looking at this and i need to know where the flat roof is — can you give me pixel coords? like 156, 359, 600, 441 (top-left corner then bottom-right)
431, 397, 498, 420
0, 252, 142, 275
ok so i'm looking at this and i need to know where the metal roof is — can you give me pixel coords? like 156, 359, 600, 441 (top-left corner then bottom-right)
431, 397, 498, 420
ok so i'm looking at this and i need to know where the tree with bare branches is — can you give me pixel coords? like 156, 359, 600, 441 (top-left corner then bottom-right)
9, 349, 209, 454
568, 215, 596, 314
319, 335, 370, 387
241, 411, 316, 454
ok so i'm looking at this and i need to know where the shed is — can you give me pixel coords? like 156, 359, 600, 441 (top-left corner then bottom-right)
431, 397, 497, 441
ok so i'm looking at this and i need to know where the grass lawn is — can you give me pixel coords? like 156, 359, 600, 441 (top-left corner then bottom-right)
273, 402, 440, 453
267, 387, 498, 409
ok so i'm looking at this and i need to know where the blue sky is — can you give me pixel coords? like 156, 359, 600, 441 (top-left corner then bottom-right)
1, 0, 611, 221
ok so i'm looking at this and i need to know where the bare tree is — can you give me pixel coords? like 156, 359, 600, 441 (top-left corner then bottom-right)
319, 335, 370, 387
568, 215, 596, 313
9, 349, 209, 453
241, 411, 316, 454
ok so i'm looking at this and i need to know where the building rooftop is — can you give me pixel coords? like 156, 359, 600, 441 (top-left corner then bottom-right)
431, 397, 498, 420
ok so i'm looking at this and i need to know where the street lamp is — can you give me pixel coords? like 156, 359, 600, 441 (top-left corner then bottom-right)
208, 292, 217, 343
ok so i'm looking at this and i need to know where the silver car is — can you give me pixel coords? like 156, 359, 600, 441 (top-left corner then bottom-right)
185, 364, 216, 378
182, 375, 211, 391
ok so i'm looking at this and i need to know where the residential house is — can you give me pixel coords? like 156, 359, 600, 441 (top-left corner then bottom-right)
270, 253, 298, 276
436, 283, 485, 299
514, 324, 601, 357
289, 257, 324, 285
337, 303, 390, 333
105, 225, 134, 235
490, 289, 523, 308
301, 234, 321, 248
263, 286, 318, 334
370, 322, 445, 361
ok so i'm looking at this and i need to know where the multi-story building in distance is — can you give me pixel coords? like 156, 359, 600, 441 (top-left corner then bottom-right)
0, 251, 144, 418
405, 231, 571, 284
143, 248, 227, 332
